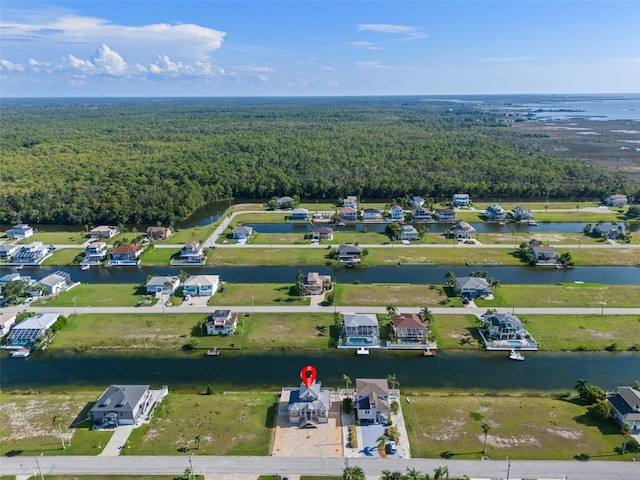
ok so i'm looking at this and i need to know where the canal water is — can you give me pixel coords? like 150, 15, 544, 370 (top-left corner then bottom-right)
1, 349, 637, 392
8, 264, 640, 285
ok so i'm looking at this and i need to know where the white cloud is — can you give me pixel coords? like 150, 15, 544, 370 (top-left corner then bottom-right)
356, 60, 391, 70
0, 59, 24, 72
256, 74, 269, 82
478, 57, 534, 63
348, 41, 383, 50
357, 24, 427, 40
149, 54, 224, 78
65, 54, 97, 74
92, 44, 128, 75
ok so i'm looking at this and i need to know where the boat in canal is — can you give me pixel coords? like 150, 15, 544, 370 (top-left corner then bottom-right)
356, 347, 370, 355
206, 348, 220, 356
10, 348, 31, 358
508, 349, 525, 361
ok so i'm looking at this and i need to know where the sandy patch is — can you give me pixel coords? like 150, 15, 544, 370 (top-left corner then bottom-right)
546, 428, 583, 440
485, 434, 541, 448
0, 399, 84, 441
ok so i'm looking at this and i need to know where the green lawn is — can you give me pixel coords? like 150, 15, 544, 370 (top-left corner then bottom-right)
41, 249, 84, 266
0, 391, 114, 457
430, 314, 484, 350
403, 394, 634, 460
248, 232, 310, 245
205, 246, 331, 266
16, 231, 88, 245
43, 284, 152, 308
209, 283, 311, 306
470, 201, 603, 211
233, 212, 295, 224
139, 246, 176, 265
170, 224, 217, 244
336, 284, 461, 307
126, 392, 277, 455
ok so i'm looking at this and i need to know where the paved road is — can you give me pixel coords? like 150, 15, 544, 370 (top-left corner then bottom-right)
2, 455, 639, 479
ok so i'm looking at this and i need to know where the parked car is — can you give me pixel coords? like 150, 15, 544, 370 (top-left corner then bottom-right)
386, 440, 397, 454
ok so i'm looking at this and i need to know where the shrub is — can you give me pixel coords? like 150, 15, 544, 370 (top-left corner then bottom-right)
604, 343, 618, 352
349, 425, 358, 448
342, 397, 353, 413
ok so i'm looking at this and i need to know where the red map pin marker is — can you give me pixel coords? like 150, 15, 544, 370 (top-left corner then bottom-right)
300, 365, 317, 388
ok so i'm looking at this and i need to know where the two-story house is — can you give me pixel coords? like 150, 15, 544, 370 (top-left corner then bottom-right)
387, 205, 404, 222
84, 242, 108, 264
90, 225, 120, 239
362, 208, 383, 222
485, 204, 507, 221
399, 225, 419, 241
205, 310, 239, 336
182, 275, 220, 297
339, 207, 358, 223
453, 193, 470, 207
355, 378, 391, 424
7, 224, 34, 239
179, 242, 205, 263
434, 208, 457, 222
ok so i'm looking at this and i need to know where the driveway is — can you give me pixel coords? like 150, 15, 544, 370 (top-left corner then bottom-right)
99, 425, 135, 456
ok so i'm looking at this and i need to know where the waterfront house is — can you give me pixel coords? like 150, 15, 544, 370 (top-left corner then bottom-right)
399, 225, 419, 241
411, 196, 425, 208
485, 204, 507, 222
12, 242, 50, 264
355, 378, 391, 424
342, 313, 379, 347
412, 206, 432, 222
339, 207, 358, 223
593, 222, 626, 240
512, 206, 533, 221
90, 384, 167, 427
530, 245, 558, 264
145, 276, 180, 296
338, 244, 362, 263
0, 272, 24, 287
302, 272, 332, 295
454, 276, 492, 298
0, 244, 19, 259
388, 205, 404, 222
434, 208, 456, 222
90, 225, 120, 239
362, 208, 383, 222
343, 196, 358, 209
110, 244, 141, 265
290, 208, 309, 220
607, 386, 640, 432
482, 313, 525, 340
452, 221, 476, 239
179, 242, 205, 262
84, 242, 108, 263
205, 309, 239, 336
233, 225, 254, 240
453, 193, 470, 207
147, 226, 172, 241
311, 227, 333, 241
605, 194, 628, 207
288, 379, 330, 427
276, 196, 295, 209
7, 313, 58, 347
0, 313, 17, 337
182, 275, 220, 297
38, 271, 71, 296
390, 314, 427, 344
6, 224, 34, 239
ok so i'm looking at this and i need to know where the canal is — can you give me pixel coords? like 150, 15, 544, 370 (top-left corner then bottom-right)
1, 349, 637, 392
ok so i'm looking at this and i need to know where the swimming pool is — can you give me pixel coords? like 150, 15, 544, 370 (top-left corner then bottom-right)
347, 337, 374, 345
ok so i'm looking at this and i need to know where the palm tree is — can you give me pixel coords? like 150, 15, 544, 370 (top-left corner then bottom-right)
405, 467, 423, 480
343, 465, 365, 480
575, 379, 588, 398
420, 306, 434, 329
195, 434, 201, 449
621, 423, 632, 454
386, 304, 398, 320
380, 470, 394, 480
342, 374, 352, 391
387, 373, 399, 390
445, 271, 457, 287
377, 434, 389, 450
178, 270, 189, 285
52, 414, 66, 449
481, 422, 490, 454
433, 466, 449, 480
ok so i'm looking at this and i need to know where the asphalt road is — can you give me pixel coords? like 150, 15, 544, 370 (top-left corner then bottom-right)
2, 455, 639, 479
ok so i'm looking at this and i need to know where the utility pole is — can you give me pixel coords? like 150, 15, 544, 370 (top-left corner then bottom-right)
506, 457, 511, 480
72, 296, 78, 316
251, 296, 255, 316
189, 453, 195, 480
36, 453, 44, 480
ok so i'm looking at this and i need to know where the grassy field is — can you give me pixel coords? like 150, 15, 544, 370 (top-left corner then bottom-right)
205, 246, 331, 266
209, 283, 311, 306
126, 392, 277, 455
336, 284, 462, 307
0, 391, 114, 457
431, 314, 484, 350
43, 284, 152, 308
16, 231, 88, 245
366, 246, 523, 266
170, 224, 218, 244
139, 246, 176, 265
41, 249, 84, 266
403, 393, 634, 460
233, 212, 297, 224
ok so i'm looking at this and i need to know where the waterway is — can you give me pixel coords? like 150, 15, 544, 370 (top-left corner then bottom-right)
1, 349, 637, 392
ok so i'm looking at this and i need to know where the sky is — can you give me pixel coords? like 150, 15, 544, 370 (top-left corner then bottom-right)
1, 0, 639, 97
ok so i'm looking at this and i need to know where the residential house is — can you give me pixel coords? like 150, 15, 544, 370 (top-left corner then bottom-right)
530, 245, 558, 264
288, 379, 330, 427
276, 196, 295, 209
390, 314, 427, 344
355, 378, 391, 424
110, 244, 141, 264
12, 242, 50, 264
205, 310, 239, 336
593, 222, 626, 240
605, 194, 628, 207
452, 221, 476, 239
411, 196, 425, 208
362, 208, 382, 222
90, 225, 120, 239
311, 227, 333, 241
512, 206, 533, 221
147, 226, 172, 241
453, 193, 470, 207
485, 204, 507, 222
0, 272, 23, 288
454, 276, 492, 298
607, 386, 640, 432
343, 196, 358, 209
338, 244, 362, 263
0, 244, 19, 259
412, 206, 432, 222
290, 208, 309, 220
399, 225, 419, 241
482, 313, 526, 340
145, 276, 180, 296
179, 242, 205, 262
342, 313, 379, 347
182, 275, 220, 297
38, 271, 71, 296
83, 242, 107, 263
0, 313, 17, 337
387, 205, 404, 222
434, 208, 456, 222
233, 225, 254, 240
302, 272, 331, 295
90, 384, 167, 427
6, 224, 34, 239
339, 207, 358, 223
7, 313, 59, 347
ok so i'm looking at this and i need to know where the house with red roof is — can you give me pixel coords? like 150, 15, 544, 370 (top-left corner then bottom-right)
109, 244, 142, 266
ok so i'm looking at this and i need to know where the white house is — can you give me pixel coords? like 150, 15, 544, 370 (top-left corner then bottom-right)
83, 242, 108, 263
290, 208, 309, 220
512, 206, 534, 221
7, 224, 34, 239
399, 225, 419, 241
233, 225, 254, 240
0, 244, 19, 259
205, 310, 239, 336
339, 207, 358, 223
355, 378, 391, 424
453, 194, 470, 207
605, 194, 628, 207
288, 380, 331, 427
455, 276, 492, 298
342, 313, 379, 347
7, 313, 59, 347
90, 225, 120, 239
276, 196, 295, 209
608, 386, 640, 432
452, 221, 476, 239
311, 227, 333, 241
182, 275, 220, 297
145, 276, 180, 296
90, 385, 167, 427
362, 208, 382, 221
411, 196, 425, 208
38, 271, 71, 296
343, 196, 358, 209
0, 313, 17, 337
485, 204, 507, 221
434, 209, 456, 222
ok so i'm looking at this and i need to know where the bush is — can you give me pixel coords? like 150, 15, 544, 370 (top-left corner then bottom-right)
391, 401, 399, 414
349, 425, 358, 448
342, 397, 353, 413
604, 343, 618, 352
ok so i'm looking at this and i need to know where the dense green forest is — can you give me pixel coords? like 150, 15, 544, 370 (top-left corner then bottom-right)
1, 97, 637, 225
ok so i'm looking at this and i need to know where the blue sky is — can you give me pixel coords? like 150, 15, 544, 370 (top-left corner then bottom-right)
1, 1, 638, 96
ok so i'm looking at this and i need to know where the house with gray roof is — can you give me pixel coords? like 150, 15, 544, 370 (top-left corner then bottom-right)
205, 310, 239, 336
454, 276, 492, 298
276, 196, 295, 209
342, 313, 379, 347
90, 384, 168, 427
287, 380, 331, 427
452, 221, 476, 239
7, 224, 33, 239
482, 313, 525, 340
182, 275, 220, 297
608, 386, 640, 432
145, 276, 180, 296
0, 244, 19, 259
355, 378, 392, 424
233, 225, 254, 240
338, 244, 362, 263
38, 271, 71, 295
7, 313, 58, 347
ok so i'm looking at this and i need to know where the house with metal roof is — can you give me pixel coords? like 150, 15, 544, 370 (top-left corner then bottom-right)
90, 384, 168, 427
7, 313, 59, 347
355, 378, 392, 424
608, 386, 640, 432
287, 380, 331, 427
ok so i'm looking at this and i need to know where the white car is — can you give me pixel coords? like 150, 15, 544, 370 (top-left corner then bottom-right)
386, 440, 397, 454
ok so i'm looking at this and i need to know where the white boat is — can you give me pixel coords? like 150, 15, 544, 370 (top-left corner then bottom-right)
508, 349, 525, 361
528, 221, 539, 226
11, 348, 31, 358
356, 347, 370, 355
338, 222, 346, 226
206, 348, 220, 356
81, 264, 90, 270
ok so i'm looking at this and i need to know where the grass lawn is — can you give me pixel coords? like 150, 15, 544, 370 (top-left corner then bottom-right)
569, 246, 640, 266
249, 232, 310, 245
335, 284, 461, 307
41, 249, 84, 266
366, 247, 522, 266
49, 313, 207, 350
530, 211, 626, 223
43, 284, 151, 308
16, 231, 88, 245
431, 314, 484, 350
403, 393, 633, 460
478, 232, 608, 246
233, 212, 296, 224
470, 201, 603, 211
170, 224, 218, 244
126, 392, 277, 455
476, 284, 640, 308
519, 314, 640, 351
139, 246, 176, 265
209, 283, 311, 306
0, 391, 114, 457
205, 247, 330, 266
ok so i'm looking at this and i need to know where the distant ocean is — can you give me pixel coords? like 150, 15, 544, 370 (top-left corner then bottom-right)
518, 95, 640, 121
